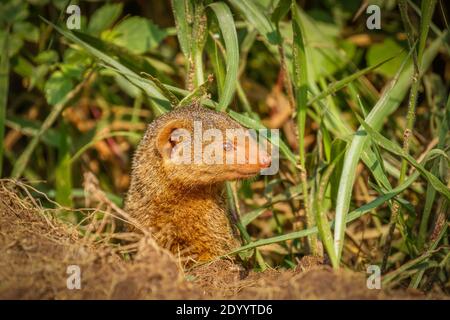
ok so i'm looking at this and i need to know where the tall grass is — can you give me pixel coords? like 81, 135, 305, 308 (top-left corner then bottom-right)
334, 32, 445, 262
0, 26, 9, 178
381, 0, 437, 272
2, 0, 449, 291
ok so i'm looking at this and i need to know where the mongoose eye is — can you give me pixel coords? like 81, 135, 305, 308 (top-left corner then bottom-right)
223, 141, 234, 151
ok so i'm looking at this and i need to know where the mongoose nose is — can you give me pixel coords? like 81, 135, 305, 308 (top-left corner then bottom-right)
259, 154, 272, 168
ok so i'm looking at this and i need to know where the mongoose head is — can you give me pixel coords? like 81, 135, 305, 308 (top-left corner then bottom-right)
139, 105, 272, 187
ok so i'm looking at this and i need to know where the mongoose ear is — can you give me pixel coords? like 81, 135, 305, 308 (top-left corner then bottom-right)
156, 119, 189, 159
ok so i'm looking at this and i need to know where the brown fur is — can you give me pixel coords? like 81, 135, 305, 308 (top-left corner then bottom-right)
125, 105, 270, 264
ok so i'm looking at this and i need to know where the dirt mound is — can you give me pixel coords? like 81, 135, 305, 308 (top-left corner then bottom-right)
0, 182, 199, 299
0, 181, 436, 300
189, 259, 425, 299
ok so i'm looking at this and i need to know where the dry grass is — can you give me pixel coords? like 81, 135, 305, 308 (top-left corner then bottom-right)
1, 179, 445, 300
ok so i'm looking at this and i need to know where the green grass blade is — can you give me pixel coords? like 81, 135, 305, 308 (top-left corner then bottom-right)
418, 0, 437, 63
291, 0, 317, 254
12, 77, 87, 179
87, 3, 123, 36
70, 131, 141, 164
229, 164, 426, 255
171, 0, 192, 58
292, 1, 308, 167
382, 251, 435, 286
140, 72, 180, 107
228, 110, 297, 164
410, 200, 448, 288
333, 33, 446, 260
357, 95, 394, 192
44, 188, 123, 207
190, 2, 207, 88
0, 27, 9, 177
41, 17, 171, 112
384, 214, 446, 288
227, 0, 280, 45
231, 145, 444, 256
388, 0, 436, 266
314, 152, 345, 268
241, 184, 304, 226
357, 115, 450, 200
100, 62, 220, 111
55, 121, 73, 207
385, 1, 437, 270
307, 56, 395, 107
329, 139, 347, 206
311, 81, 412, 201
407, 0, 449, 54
417, 93, 450, 249
5, 117, 62, 148
207, 2, 239, 111
205, 35, 226, 98
241, 207, 266, 227
271, 0, 291, 24
177, 75, 213, 107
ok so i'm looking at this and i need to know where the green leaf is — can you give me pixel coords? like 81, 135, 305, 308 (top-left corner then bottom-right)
35, 50, 59, 64
44, 71, 74, 106
0, 29, 23, 57
417, 93, 450, 250
334, 33, 446, 260
5, 116, 62, 148
307, 56, 396, 106
70, 131, 141, 164
292, 1, 308, 166
112, 17, 167, 54
141, 72, 179, 107
171, 0, 193, 58
314, 154, 343, 268
40, 17, 171, 111
366, 38, 408, 77
88, 3, 123, 36
418, 0, 437, 63
0, 27, 10, 177
229, 157, 432, 255
189, 2, 208, 88
329, 139, 347, 207
228, 110, 297, 164
283, 8, 344, 81
177, 75, 213, 108
227, 0, 280, 45
72, 31, 157, 76
292, 1, 318, 255
60, 63, 86, 80
357, 95, 394, 192
13, 21, 39, 42
271, 0, 291, 24
50, 0, 67, 10
208, 2, 239, 111
55, 121, 73, 207
12, 74, 86, 179
356, 114, 450, 200
0, 0, 28, 25
12, 56, 33, 79
205, 35, 226, 98
241, 207, 266, 227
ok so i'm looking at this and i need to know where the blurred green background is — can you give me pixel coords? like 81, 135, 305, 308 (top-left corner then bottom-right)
0, 0, 449, 292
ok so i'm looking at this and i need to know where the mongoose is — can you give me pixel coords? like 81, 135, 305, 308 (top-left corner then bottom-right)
125, 104, 271, 264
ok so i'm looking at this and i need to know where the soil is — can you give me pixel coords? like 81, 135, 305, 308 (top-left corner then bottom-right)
0, 181, 442, 300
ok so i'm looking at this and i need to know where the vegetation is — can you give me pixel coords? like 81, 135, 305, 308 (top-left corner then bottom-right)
1, 0, 449, 292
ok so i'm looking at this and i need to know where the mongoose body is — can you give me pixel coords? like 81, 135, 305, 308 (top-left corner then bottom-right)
125, 105, 271, 264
